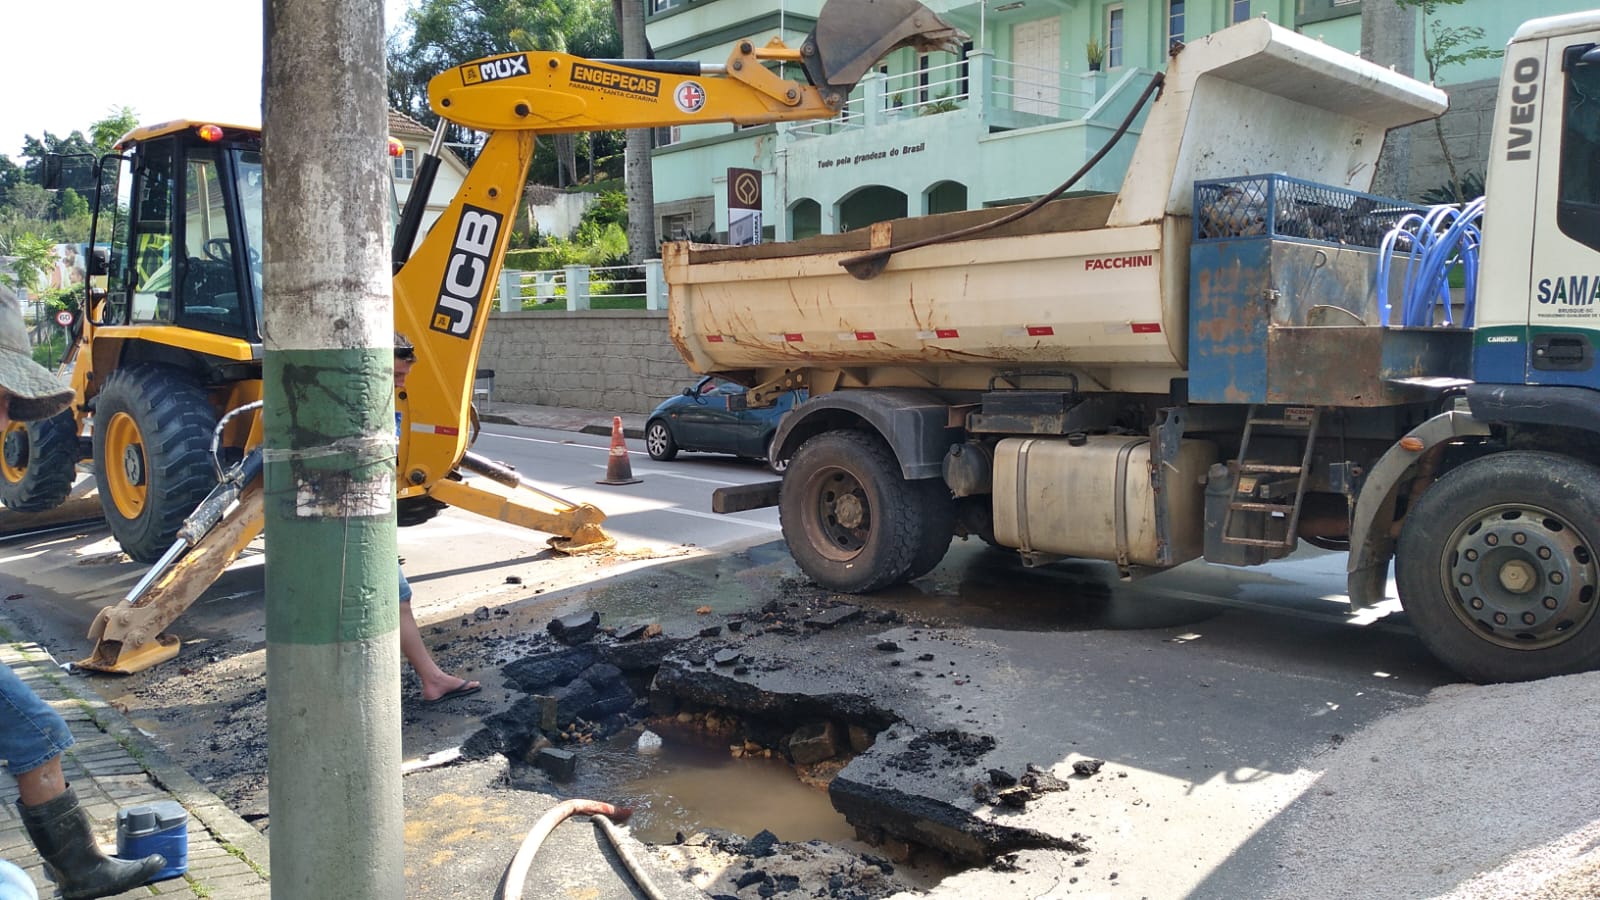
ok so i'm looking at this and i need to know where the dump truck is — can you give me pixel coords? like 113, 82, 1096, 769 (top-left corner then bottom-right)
666, 12, 1600, 684
0, 0, 963, 672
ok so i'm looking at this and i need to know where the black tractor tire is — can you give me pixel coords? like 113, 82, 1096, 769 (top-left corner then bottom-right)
92, 366, 219, 562
397, 470, 461, 527
398, 495, 449, 527
1396, 451, 1600, 683
0, 412, 79, 512
905, 479, 957, 580
645, 419, 678, 461
779, 430, 927, 593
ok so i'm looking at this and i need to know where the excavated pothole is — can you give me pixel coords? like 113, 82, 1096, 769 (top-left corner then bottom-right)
459, 595, 1097, 898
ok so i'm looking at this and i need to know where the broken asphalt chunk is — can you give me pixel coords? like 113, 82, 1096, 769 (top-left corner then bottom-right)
548, 610, 601, 645
535, 747, 576, 781
804, 604, 862, 629
713, 649, 743, 667
1072, 758, 1105, 777
742, 829, 779, 858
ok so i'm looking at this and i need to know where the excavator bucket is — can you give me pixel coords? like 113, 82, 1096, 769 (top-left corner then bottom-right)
77, 634, 180, 676
78, 485, 265, 675
435, 451, 616, 556
802, 0, 967, 101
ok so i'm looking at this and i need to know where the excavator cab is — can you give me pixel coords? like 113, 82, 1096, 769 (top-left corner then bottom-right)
95, 123, 265, 342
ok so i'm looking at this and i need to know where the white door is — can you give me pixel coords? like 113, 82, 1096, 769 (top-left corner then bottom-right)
1010, 17, 1061, 116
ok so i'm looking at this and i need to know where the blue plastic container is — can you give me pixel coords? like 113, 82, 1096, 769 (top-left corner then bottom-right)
116, 800, 188, 881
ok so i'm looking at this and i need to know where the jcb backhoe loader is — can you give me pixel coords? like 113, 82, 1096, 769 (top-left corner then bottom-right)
3, 0, 961, 672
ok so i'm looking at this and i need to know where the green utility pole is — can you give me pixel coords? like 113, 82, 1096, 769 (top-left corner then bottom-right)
262, 0, 403, 896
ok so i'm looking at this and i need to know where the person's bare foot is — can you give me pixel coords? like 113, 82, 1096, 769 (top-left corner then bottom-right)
420, 676, 481, 704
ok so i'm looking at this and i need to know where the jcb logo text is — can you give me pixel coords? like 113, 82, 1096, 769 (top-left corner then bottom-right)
431, 205, 501, 338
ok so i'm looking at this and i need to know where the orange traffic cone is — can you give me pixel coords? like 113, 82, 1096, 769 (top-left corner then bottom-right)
597, 416, 641, 485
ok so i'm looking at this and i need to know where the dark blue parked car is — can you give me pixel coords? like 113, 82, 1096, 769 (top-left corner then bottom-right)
644, 376, 806, 472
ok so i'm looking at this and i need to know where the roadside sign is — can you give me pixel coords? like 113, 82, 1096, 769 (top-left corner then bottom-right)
55, 310, 73, 327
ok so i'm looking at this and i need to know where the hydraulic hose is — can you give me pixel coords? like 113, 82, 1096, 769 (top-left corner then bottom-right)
499, 799, 637, 900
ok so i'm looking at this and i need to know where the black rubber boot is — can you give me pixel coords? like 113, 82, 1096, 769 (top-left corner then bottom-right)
17, 787, 166, 900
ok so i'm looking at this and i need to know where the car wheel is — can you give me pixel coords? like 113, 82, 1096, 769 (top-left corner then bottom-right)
779, 430, 925, 593
92, 366, 219, 562
0, 411, 79, 513
1396, 451, 1600, 683
645, 419, 678, 461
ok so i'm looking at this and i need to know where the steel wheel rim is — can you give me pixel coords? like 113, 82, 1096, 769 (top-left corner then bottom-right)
103, 412, 148, 519
801, 465, 870, 562
1439, 501, 1599, 650
0, 423, 27, 485
646, 423, 669, 456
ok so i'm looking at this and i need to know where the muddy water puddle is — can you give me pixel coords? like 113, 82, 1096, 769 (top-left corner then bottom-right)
540, 726, 857, 846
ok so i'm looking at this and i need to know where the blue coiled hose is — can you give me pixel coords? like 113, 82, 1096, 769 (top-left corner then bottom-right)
1376, 196, 1486, 327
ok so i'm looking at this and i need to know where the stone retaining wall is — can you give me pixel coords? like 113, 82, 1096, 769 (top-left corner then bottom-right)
477, 310, 698, 413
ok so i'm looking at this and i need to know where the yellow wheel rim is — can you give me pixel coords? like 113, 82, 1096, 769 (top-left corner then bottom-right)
0, 422, 27, 486
103, 411, 148, 519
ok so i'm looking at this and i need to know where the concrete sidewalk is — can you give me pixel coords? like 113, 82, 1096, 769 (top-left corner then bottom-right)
0, 618, 271, 899
478, 402, 647, 440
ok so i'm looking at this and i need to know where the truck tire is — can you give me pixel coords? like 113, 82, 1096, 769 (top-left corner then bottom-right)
1396, 451, 1600, 683
0, 412, 78, 512
92, 366, 219, 562
645, 419, 678, 461
905, 480, 956, 579
780, 430, 924, 592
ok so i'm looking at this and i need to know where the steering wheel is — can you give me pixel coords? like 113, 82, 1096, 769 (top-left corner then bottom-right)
203, 239, 233, 264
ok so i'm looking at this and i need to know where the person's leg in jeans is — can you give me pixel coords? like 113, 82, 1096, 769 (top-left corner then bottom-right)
2, 662, 164, 898
397, 567, 479, 703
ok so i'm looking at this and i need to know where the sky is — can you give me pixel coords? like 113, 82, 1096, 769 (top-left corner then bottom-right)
0, 0, 412, 162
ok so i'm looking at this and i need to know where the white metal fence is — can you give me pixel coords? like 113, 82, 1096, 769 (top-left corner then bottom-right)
495, 259, 668, 311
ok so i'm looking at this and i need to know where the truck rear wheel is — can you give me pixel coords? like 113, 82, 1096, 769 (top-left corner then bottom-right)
780, 430, 925, 592
0, 412, 79, 512
92, 366, 219, 562
1396, 451, 1600, 683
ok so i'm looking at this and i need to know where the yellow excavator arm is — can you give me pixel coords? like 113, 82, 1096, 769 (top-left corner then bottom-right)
79, 0, 964, 674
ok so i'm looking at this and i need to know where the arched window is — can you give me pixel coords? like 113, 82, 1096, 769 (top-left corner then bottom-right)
926, 181, 968, 215
837, 186, 908, 233
790, 198, 823, 240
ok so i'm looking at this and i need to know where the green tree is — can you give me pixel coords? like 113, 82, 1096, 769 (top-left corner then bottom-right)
0, 232, 57, 293
1396, 0, 1504, 203
90, 107, 140, 154
386, 0, 619, 183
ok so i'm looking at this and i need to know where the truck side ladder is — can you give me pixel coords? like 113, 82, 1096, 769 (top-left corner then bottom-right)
1221, 405, 1320, 551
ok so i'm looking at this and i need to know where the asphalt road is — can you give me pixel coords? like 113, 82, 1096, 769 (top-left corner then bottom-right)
5, 424, 1576, 899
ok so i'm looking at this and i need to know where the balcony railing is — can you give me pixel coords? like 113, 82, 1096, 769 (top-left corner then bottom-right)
787, 52, 1130, 139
